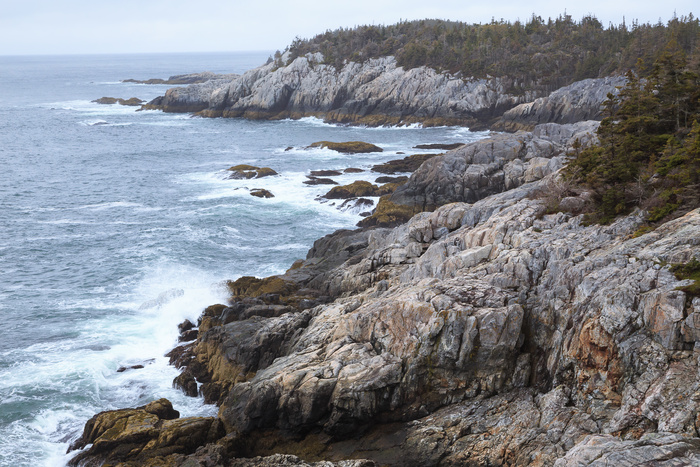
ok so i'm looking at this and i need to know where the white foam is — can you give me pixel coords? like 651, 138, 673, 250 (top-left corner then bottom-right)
76, 201, 143, 210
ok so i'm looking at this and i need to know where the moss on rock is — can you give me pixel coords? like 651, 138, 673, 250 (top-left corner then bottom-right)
357, 196, 423, 228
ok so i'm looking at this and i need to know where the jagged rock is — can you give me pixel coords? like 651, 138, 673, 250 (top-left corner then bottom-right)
388, 121, 598, 212
76, 119, 700, 465
553, 433, 700, 466
67, 399, 223, 466
322, 181, 393, 199
145, 56, 537, 128
493, 76, 626, 132
371, 153, 441, 174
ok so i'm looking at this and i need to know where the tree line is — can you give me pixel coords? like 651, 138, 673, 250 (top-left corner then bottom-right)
281, 14, 699, 93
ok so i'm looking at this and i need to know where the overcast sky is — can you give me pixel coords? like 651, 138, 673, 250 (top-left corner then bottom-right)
0, 0, 696, 55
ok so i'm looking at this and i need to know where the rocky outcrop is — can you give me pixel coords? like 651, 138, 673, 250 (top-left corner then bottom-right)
67, 399, 225, 466
228, 165, 278, 180
124, 72, 239, 85
146, 56, 539, 129
387, 120, 599, 212
92, 97, 145, 106
492, 77, 626, 132
71, 119, 700, 466
308, 141, 383, 154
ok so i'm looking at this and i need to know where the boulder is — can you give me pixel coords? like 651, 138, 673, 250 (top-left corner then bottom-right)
250, 189, 275, 198
308, 141, 383, 154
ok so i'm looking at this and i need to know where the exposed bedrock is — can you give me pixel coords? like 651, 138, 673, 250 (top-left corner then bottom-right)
70, 120, 700, 466
146, 55, 536, 128
492, 76, 626, 132
145, 55, 623, 130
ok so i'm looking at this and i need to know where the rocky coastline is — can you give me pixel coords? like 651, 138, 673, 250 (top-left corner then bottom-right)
140, 54, 623, 131
67, 56, 700, 466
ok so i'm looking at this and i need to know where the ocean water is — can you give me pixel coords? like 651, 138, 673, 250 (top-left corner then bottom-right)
0, 52, 487, 466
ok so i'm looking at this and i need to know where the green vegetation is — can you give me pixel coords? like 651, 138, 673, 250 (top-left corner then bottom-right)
323, 180, 395, 199
670, 259, 700, 297
357, 197, 422, 227
286, 14, 699, 93
565, 40, 700, 224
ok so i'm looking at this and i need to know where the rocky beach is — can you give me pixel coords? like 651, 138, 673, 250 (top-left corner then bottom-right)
60, 44, 700, 467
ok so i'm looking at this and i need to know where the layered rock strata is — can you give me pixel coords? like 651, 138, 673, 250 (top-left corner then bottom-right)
70, 120, 700, 466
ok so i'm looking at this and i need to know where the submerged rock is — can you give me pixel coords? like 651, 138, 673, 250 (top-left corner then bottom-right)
250, 189, 275, 198
92, 97, 145, 106
227, 165, 278, 179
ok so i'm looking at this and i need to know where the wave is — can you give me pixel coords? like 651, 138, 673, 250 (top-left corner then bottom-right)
76, 201, 143, 210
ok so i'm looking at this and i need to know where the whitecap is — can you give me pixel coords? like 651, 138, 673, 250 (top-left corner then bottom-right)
76, 201, 143, 210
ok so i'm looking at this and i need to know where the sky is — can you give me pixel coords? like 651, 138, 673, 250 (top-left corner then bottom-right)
0, 0, 697, 56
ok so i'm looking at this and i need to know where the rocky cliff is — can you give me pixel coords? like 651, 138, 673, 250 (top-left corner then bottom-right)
143, 55, 623, 131
491, 77, 627, 132
145, 55, 537, 129
68, 118, 700, 466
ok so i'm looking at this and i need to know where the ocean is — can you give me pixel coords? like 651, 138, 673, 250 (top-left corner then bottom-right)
0, 51, 486, 466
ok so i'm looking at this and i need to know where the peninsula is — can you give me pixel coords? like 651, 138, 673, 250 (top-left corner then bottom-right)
69, 15, 700, 466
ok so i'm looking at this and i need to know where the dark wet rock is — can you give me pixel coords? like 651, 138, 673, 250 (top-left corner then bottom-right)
338, 197, 375, 213
92, 97, 145, 106
323, 181, 393, 199
343, 168, 365, 173
374, 176, 408, 184
178, 329, 199, 342
116, 364, 144, 373
123, 72, 239, 85
67, 399, 223, 467
308, 141, 383, 154
371, 153, 441, 174
228, 165, 278, 180
303, 177, 338, 185
178, 319, 195, 334
310, 170, 343, 177
414, 143, 464, 150
250, 189, 275, 198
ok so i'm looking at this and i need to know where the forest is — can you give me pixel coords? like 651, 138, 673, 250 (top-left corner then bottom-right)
282, 14, 699, 92
565, 42, 700, 225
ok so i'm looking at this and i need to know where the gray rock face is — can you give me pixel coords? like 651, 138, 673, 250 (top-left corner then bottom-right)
72, 120, 700, 466
493, 76, 626, 131
149, 56, 539, 128
390, 120, 599, 210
